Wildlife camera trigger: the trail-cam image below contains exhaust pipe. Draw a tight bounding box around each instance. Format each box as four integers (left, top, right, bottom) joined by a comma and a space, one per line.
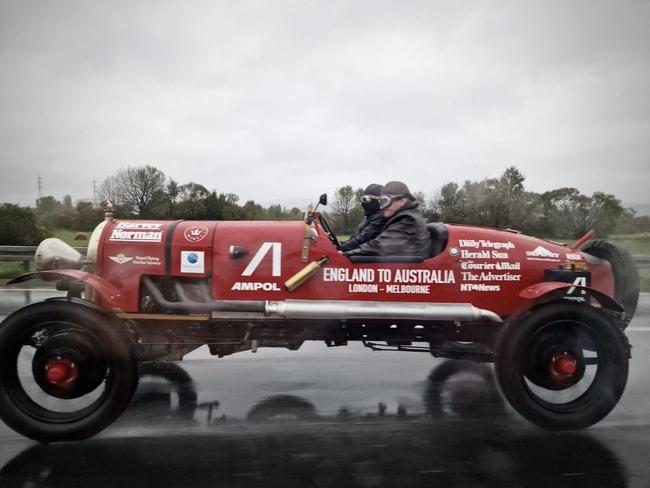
142, 277, 502, 323
264, 300, 502, 323
142, 276, 266, 314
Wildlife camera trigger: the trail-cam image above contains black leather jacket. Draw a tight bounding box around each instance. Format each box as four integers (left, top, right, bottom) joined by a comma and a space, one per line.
343, 201, 431, 257
339, 212, 387, 252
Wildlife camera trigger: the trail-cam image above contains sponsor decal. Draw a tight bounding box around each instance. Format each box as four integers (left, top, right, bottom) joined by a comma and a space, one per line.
115, 222, 163, 230
242, 242, 282, 277
348, 284, 379, 293
458, 240, 516, 250
318, 267, 454, 295
461, 271, 521, 282
181, 251, 205, 273
108, 254, 161, 266
393, 269, 455, 284
323, 268, 376, 282
108, 228, 162, 242
525, 246, 560, 262
385, 284, 430, 294
456, 239, 521, 290
564, 277, 588, 302
133, 255, 161, 266
231, 282, 281, 291
456, 241, 514, 259
566, 253, 583, 261
184, 225, 209, 243
566, 276, 588, 295
460, 261, 520, 271
109, 229, 163, 242
322, 268, 455, 285
449, 246, 459, 256
109, 222, 163, 243
460, 249, 510, 259
460, 283, 501, 292
109, 254, 134, 265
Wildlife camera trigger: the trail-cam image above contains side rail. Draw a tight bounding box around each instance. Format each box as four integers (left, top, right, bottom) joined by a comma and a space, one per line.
634, 255, 650, 268
0, 245, 87, 272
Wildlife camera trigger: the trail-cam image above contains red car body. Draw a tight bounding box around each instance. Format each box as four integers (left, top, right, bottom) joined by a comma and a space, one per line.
0, 210, 639, 441
33, 219, 615, 316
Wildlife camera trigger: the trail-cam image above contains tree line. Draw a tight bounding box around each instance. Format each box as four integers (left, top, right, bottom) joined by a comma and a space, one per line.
1, 164, 648, 246
96, 166, 305, 222
329, 166, 650, 238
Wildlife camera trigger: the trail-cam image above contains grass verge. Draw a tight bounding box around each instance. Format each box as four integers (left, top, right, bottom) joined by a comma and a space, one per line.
0, 262, 27, 279
52, 229, 90, 247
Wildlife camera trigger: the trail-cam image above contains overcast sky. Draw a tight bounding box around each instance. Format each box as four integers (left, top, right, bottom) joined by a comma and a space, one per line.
1, 0, 648, 210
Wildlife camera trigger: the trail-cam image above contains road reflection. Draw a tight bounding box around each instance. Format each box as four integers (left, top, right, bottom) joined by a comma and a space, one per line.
0, 360, 628, 487
0, 289, 66, 318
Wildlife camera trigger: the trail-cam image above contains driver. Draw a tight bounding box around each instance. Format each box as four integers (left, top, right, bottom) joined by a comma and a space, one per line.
343, 181, 431, 258
339, 184, 387, 252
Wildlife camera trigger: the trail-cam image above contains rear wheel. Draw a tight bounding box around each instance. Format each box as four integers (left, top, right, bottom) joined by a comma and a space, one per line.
583, 239, 639, 324
0, 300, 138, 442
495, 302, 628, 430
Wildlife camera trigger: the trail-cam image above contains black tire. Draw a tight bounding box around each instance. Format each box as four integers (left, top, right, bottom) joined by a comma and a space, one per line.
495, 302, 628, 430
0, 300, 138, 442
583, 239, 640, 323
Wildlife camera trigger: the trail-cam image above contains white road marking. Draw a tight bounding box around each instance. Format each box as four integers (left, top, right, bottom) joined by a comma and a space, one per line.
1, 289, 61, 292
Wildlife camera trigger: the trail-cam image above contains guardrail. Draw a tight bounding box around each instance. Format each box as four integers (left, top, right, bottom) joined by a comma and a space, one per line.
0, 246, 87, 272
634, 255, 650, 267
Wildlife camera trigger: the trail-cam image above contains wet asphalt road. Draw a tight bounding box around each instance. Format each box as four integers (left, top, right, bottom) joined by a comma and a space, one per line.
0, 290, 649, 487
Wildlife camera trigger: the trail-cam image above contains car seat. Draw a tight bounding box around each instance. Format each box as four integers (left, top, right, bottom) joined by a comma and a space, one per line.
427, 222, 448, 258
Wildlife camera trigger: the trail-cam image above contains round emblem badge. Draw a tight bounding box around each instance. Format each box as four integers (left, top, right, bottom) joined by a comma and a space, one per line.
184, 226, 208, 243
449, 246, 459, 256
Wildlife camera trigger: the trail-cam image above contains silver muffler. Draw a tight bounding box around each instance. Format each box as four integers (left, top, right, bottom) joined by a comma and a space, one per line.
143, 277, 502, 323
261, 299, 500, 323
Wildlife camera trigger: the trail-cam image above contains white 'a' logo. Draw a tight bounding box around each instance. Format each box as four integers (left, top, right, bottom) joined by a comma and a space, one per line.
241, 242, 282, 277
567, 276, 587, 295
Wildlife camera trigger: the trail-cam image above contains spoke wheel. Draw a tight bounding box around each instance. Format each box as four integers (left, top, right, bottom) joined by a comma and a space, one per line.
495, 302, 628, 430
0, 300, 138, 442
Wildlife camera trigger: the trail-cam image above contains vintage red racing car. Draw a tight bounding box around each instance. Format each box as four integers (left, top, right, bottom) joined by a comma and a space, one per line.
0, 195, 640, 441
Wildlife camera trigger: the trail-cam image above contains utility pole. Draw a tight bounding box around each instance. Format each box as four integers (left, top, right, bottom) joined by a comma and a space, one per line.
37, 175, 42, 200
93, 178, 97, 207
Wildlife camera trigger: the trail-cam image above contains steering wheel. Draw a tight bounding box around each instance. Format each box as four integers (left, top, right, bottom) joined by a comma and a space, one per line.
318, 214, 341, 249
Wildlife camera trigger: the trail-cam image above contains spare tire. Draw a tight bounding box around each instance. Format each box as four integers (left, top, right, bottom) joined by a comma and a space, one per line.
582, 239, 639, 323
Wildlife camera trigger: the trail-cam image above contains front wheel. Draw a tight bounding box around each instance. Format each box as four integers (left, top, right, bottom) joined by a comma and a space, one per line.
0, 300, 138, 442
495, 302, 628, 430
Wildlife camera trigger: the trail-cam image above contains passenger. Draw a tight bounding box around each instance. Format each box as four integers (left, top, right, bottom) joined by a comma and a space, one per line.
339, 184, 387, 252
343, 181, 431, 258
